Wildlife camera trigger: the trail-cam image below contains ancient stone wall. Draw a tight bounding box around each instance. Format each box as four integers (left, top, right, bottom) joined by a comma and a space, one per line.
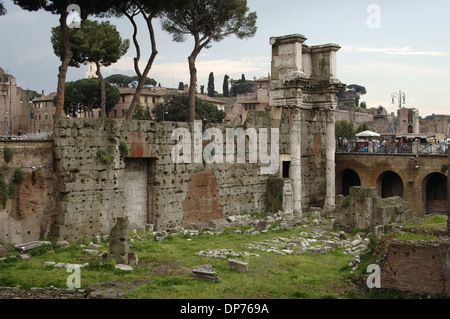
51, 117, 272, 241
0, 141, 55, 244
379, 240, 450, 297
334, 186, 416, 231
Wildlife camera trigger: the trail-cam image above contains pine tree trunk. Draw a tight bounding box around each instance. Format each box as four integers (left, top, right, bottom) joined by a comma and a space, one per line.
54, 11, 72, 119
188, 53, 199, 123
95, 61, 106, 118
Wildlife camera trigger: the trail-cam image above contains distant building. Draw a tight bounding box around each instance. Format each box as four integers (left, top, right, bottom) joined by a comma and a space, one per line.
0, 67, 31, 137
224, 76, 270, 125
85, 62, 98, 79
31, 92, 56, 136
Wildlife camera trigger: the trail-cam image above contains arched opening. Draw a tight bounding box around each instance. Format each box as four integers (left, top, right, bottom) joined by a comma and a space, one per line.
377, 171, 404, 198
422, 172, 448, 213
407, 125, 413, 133
339, 169, 361, 196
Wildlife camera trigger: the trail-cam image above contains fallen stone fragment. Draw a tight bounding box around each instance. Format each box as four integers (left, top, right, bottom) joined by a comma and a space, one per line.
43, 261, 55, 267
57, 241, 70, 248
192, 264, 220, 282
14, 241, 52, 253
226, 259, 249, 273
115, 264, 133, 271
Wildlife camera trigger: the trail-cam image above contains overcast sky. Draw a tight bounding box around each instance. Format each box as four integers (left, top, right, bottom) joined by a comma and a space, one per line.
1, 0, 449, 117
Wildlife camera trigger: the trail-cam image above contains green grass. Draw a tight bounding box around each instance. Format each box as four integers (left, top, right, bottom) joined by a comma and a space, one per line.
2, 214, 446, 299
0, 224, 361, 299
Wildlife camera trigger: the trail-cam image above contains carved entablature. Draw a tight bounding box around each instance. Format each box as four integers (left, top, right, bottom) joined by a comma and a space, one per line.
269, 34, 345, 111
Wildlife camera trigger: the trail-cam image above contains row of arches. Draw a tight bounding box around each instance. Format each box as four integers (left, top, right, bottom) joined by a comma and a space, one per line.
338, 169, 448, 213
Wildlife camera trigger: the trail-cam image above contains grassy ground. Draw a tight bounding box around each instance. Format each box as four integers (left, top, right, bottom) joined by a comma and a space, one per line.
0, 213, 447, 299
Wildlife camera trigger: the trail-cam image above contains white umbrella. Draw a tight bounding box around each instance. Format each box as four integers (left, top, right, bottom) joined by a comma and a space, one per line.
355, 130, 380, 137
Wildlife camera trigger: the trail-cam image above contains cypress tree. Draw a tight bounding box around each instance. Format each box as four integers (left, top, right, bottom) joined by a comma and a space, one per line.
207, 72, 215, 97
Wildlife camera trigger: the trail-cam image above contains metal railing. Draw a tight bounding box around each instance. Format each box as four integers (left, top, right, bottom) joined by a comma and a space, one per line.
336, 141, 448, 155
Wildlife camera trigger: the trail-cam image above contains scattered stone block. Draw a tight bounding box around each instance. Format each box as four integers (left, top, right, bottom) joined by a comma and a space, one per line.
192, 264, 220, 282
55, 263, 66, 268
20, 254, 30, 260
208, 218, 228, 230
0, 244, 11, 256
128, 252, 138, 266
295, 247, 307, 255
83, 249, 99, 255
190, 222, 209, 230
115, 264, 133, 271
57, 241, 70, 248
14, 241, 52, 253
43, 261, 55, 267
227, 259, 248, 273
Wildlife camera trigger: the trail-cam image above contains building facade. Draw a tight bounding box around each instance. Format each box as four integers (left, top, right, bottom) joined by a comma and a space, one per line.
0, 67, 32, 137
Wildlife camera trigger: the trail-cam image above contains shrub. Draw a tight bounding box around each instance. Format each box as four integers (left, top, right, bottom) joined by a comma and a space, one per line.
119, 141, 129, 160
13, 168, 24, 183
3, 147, 13, 163
97, 150, 114, 165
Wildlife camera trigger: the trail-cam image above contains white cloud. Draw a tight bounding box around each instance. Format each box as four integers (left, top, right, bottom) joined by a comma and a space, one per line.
341, 45, 449, 57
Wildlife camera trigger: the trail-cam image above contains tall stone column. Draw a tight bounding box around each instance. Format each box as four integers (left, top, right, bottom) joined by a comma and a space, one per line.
290, 111, 302, 216
324, 110, 336, 211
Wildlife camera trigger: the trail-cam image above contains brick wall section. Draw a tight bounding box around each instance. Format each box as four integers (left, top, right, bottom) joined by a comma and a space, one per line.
379, 240, 450, 297
0, 140, 55, 244
336, 153, 448, 216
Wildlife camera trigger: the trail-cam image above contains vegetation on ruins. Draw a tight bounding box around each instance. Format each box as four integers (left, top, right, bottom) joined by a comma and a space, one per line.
3, 147, 13, 164
119, 141, 130, 160
161, 0, 257, 122
97, 150, 114, 165
13, 168, 24, 184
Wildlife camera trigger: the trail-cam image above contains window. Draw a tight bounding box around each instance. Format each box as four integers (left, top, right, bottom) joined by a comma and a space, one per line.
114, 110, 117, 117
122, 96, 125, 103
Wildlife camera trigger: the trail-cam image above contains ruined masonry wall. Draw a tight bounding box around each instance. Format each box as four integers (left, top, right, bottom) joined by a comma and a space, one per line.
278, 107, 328, 208
0, 141, 55, 244
52, 117, 271, 241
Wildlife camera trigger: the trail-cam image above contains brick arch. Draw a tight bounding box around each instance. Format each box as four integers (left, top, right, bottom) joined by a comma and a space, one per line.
422, 172, 448, 214
377, 171, 404, 198
336, 168, 361, 196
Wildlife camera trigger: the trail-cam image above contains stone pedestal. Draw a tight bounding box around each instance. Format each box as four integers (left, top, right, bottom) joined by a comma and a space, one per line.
108, 217, 129, 265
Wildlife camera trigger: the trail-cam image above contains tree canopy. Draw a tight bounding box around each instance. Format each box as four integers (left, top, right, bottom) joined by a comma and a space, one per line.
152, 93, 225, 124
13, 0, 116, 119
0, 1, 6, 15
337, 83, 367, 107
105, 74, 157, 87
63, 78, 120, 115
51, 19, 129, 117
161, 0, 257, 122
